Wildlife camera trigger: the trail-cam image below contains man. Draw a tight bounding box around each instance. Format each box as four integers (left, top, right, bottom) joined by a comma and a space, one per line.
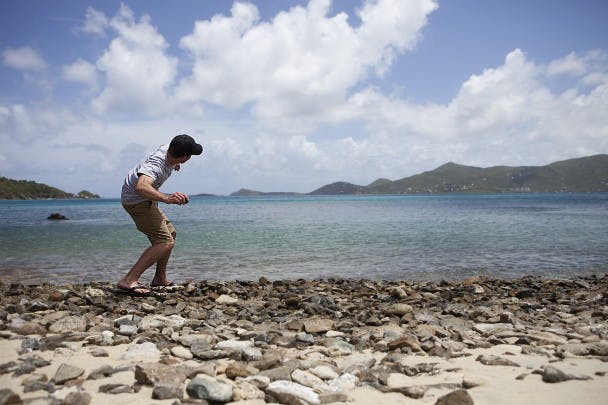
117, 134, 203, 296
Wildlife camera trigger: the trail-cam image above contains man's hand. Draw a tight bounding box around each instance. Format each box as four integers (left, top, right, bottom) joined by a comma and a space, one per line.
166, 192, 189, 205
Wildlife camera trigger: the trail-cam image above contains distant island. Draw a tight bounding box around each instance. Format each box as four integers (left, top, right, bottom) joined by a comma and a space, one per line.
0, 177, 100, 200
231, 154, 608, 196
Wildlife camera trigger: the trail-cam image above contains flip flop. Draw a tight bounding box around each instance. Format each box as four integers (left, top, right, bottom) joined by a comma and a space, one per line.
115, 284, 151, 297
150, 281, 175, 288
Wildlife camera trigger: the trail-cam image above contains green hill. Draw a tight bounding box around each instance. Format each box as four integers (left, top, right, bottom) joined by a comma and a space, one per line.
309, 154, 608, 195
0, 177, 100, 200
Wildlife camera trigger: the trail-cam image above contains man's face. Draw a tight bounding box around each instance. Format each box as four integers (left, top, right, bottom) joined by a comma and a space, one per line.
177, 155, 191, 164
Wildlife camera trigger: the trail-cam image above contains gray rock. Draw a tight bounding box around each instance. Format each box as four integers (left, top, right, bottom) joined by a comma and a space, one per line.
63, 391, 92, 405
121, 342, 161, 361
260, 366, 293, 382
0, 388, 21, 405
87, 365, 114, 380
541, 366, 592, 383
186, 374, 233, 402
135, 363, 187, 386
435, 389, 474, 405
266, 380, 321, 405
303, 318, 335, 333
49, 316, 86, 333
152, 384, 184, 400
98, 384, 132, 394
53, 363, 85, 384
476, 355, 519, 367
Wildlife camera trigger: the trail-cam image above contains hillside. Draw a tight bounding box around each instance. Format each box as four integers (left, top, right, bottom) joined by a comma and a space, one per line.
230, 188, 302, 197
309, 154, 608, 195
0, 177, 100, 200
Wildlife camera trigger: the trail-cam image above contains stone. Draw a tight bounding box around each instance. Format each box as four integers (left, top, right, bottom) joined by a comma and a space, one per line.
473, 323, 513, 336
140, 314, 187, 330
186, 374, 233, 402
216, 294, 239, 304
387, 336, 422, 352
14, 322, 47, 336
98, 384, 132, 394
121, 342, 161, 361
541, 366, 592, 383
303, 318, 335, 333
53, 363, 85, 384
87, 365, 114, 380
266, 380, 321, 405
171, 345, 193, 359
291, 369, 327, 389
476, 355, 520, 367
152, 384, 184, 400
310, 365, 339, 380
526, 331, 568, 346
0, 389, 21, 405
435, 389, 474, 405
232, 381, 266, 401
135, 363, 187, 386
216, 339, 254, 350
118, 324, 138, 336
63, 392, 92, 405
49, 316, 86, 333
386, 303, 413, 316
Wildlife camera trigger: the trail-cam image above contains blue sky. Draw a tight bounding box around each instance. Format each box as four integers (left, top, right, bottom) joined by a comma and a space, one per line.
1, 0, 607, 197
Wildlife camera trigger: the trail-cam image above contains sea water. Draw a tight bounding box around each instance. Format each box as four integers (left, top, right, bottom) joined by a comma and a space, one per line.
0, 194, 606, 284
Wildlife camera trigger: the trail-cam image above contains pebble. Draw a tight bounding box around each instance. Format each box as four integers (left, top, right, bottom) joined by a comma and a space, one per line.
0, 276, 606, 403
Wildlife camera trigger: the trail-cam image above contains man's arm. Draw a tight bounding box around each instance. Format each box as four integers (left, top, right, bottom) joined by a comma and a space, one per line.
136, 175, 189, 205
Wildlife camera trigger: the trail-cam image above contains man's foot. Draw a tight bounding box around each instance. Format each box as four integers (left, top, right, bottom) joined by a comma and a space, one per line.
150, 280, 175, 288
116, 283, 150, 297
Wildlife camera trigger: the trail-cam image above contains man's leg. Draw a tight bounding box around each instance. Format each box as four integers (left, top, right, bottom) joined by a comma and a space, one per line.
151, 230, 176, 287
118, 242, 174, 291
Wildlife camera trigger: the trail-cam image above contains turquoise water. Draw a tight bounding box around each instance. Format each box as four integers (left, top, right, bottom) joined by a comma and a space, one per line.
0, 194, 607, 284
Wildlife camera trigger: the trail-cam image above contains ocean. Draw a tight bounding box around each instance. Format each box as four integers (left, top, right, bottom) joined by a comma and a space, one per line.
0, 194, 607, 284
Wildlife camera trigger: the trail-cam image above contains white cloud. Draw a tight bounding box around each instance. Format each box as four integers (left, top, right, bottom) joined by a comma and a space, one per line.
81, 7, 109, 36
92, 4, 177, 115
62, 58, 99, 89
1, 46, 47, 71
547, 52, 586, 76
0, 103, 74, 143
176, 0, 438, 130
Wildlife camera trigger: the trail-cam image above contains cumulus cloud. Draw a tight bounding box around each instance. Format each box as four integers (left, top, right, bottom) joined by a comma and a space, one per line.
2, 46, 47, 71
62, 58, 99, 89
176, 0, 438, 129
92, 4, 177, 115
0, 103, 74, 143
80, 7, 109, 36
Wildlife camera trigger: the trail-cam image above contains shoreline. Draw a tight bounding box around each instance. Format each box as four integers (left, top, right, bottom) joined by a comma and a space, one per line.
1, 275, 607, 404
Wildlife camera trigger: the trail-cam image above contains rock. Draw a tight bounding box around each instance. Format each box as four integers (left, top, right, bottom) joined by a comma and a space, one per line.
310, 365, 339, 380
14, 322, 47, 336
541, 366, 592, 383
53, 363, 85, 384
266, 380, 321, 405
140, 314, 187, 330
98, 384, 132, 394
49, 316, 86, 333
387, 336, 422, 352
216, 339, 254, 351
171, 346, 193, 360
473, 323, 513, 336
476, 355, 520, 367
386, 303, 413, 316
216, 294, 239, 304
0, 389, 21, 405
389, 286, 408, 299
118, 324, 138, 336
303, 318, 335, 333
232, 381, 266, 401
48, 213, 68, 220
152, 384, 184, 400
63, 391, 92, 405
435, 389, 474, 405
87, 365, 114, 380
291, 369, 327, 389
122, 342, 161, 361
526, 331, 568, 346
186, 374, 233, 402
135, 363, 187, 386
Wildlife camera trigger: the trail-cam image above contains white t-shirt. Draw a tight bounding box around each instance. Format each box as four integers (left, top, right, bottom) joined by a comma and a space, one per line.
121, 145, 175, 205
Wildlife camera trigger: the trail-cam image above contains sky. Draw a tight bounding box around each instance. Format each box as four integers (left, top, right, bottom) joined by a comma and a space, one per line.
1, 0, 607, 197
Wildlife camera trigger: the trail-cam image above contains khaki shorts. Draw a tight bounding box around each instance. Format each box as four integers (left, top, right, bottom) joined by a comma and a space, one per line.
123, 201, 176, 245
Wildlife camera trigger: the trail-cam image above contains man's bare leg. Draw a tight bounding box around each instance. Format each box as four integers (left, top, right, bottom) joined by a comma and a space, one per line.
151, 231, 176, 287
118, 242, 174, 292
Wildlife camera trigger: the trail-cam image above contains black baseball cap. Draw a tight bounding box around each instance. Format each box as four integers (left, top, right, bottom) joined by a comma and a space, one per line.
169, 134, 203, 157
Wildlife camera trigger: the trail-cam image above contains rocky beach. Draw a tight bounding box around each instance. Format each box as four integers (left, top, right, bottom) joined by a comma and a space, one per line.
1, 275, 607, 404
